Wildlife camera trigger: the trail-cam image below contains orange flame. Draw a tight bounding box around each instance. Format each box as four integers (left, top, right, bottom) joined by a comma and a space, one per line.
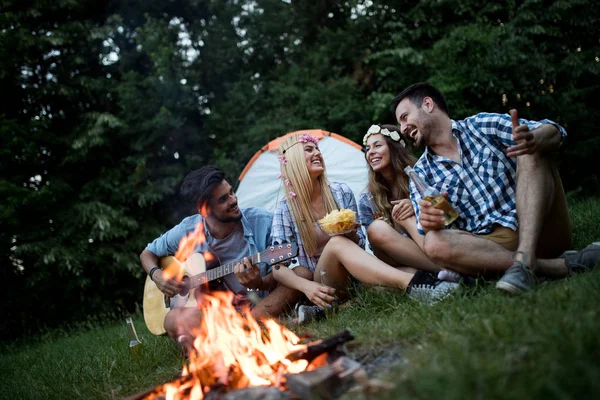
200, 203, 209, 218
146, 219, 310, 399
162, 221, 206, 281
152, 292, 308, 399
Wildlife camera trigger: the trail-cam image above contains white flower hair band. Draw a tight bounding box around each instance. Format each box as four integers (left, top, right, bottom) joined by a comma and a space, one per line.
363, 125, 405, 147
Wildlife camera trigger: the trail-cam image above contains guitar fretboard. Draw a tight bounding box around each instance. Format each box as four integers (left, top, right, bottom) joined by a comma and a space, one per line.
188, 253, 261, 289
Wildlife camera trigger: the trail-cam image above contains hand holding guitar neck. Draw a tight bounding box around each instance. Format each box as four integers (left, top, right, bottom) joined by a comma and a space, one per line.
234, 257, 263, 290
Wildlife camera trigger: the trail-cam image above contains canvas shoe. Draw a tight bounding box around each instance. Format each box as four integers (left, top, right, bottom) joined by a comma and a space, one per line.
496, 253, 537, 295
560, 242, 600, 276
407, 270, 459, 304
295, 304, 325, 325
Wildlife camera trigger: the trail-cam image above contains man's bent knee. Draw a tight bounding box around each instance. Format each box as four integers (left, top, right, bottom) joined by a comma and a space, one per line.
164, 308, 202, 339
423, 230, 453, 264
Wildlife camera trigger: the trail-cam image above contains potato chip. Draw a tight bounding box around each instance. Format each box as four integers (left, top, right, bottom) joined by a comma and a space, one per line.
318, 208, 357, 235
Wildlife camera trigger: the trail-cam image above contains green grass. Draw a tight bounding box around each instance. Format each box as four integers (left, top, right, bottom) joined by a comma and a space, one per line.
0, 320, 182, 399
2, 196, 599, 400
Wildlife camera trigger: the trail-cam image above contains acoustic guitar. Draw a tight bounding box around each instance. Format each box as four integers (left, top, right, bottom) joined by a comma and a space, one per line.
143, 241, 299, 335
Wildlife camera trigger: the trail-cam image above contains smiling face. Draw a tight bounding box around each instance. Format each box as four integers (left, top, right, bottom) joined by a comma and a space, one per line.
365, 134, 391, 173
394, 97, 435, 148
208, 180, 242, 223
303, 142, 325, 178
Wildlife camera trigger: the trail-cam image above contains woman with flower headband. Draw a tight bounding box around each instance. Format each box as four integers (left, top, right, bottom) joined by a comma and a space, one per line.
360, 124, 457, 279
271, 133, 459, 320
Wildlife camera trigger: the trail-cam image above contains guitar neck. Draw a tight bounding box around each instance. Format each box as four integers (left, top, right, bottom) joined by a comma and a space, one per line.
188, 253, 261, 289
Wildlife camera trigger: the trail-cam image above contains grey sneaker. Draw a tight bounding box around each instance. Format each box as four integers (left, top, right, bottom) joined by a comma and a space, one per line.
407, 271, 459, 304
496, 261, 537, 295
560, 242, 600, 275
295, 304, 325, 325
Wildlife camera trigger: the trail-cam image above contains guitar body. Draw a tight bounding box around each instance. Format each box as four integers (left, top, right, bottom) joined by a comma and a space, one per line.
142, 241, 299, 335
143, 253, 206, 336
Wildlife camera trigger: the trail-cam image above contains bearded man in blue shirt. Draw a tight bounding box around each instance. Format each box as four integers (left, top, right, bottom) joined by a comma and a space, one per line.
391, 82, 599, 294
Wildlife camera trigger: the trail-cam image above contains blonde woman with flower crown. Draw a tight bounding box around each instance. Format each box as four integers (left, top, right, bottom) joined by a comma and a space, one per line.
359, 124, 458, 279
270, 133, 459, 319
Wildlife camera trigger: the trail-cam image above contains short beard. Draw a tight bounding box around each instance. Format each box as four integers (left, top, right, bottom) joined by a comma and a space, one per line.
416, 109, 435, 147
212, 211, 243, 223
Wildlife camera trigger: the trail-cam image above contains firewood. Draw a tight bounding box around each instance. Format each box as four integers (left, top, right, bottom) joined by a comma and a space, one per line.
285, 366, 339, 400
205, 386, 287, 400
286, 329, 354, 363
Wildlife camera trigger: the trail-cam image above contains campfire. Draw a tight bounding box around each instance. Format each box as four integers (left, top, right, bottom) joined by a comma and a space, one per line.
134, 289, 359, 400
135, 220, 367, 400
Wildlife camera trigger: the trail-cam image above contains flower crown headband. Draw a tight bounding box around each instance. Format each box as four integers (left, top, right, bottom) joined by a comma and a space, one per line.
277, 133, 319, 165
363, 125, 406, 147
276, 133, 320, 198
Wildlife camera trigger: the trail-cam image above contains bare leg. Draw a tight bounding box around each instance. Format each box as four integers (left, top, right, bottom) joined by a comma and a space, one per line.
423, 229, 570, 278
368, 218, 440, 273
164, 307, 202, 339
423, 229, 513, 276
513, 153, 556, 270
536, 258, 568, 278
252, 266, 313, 319
371, 245, 416, 273
396, 216, 426, 249
313, 235, 414, 299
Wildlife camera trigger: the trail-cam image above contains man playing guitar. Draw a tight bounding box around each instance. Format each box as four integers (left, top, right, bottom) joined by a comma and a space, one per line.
139, 165, 312, 343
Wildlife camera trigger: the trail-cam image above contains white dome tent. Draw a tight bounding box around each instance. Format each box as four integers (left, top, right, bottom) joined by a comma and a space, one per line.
235, 129, 369, 213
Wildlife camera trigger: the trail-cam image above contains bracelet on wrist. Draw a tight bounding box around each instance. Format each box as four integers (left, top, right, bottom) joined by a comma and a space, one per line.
149, 267, 161, 281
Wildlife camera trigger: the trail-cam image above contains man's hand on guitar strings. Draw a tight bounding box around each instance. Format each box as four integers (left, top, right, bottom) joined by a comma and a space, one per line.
154, 272, 185, 297
234, 257, 263, 290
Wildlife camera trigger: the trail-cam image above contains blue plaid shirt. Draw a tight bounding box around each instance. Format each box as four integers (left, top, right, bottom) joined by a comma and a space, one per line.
272, 182, 365, 272
410, 113, 567, 235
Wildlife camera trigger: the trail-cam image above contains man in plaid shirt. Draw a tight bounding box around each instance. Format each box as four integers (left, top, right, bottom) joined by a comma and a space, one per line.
391, 82, 599, 294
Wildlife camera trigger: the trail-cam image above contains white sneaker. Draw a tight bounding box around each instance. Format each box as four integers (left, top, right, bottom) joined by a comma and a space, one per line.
438, 269, 462, 282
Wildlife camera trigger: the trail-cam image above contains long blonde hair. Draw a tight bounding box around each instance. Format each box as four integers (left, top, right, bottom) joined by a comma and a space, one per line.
278, 134, 337, 255
366, 124, 417, 224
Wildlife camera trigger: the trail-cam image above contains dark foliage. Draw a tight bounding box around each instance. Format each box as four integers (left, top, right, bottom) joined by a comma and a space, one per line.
1, 0, 598, 339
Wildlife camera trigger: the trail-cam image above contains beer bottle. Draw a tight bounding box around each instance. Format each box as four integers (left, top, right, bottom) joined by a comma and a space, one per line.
126, 317, 143, 358
404, 166, 459, 225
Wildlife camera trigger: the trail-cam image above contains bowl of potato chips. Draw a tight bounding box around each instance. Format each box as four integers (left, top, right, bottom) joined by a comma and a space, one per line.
318, 208, 357, 236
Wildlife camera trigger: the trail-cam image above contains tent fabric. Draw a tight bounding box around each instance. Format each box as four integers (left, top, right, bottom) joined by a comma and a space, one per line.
235, 129, 370, 213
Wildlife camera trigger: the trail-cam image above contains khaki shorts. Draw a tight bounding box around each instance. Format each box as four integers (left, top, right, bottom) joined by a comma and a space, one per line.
475, 166, 572, 258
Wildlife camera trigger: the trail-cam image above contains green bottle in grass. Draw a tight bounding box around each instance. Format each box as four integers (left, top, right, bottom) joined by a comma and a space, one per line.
126, 317, 143, 358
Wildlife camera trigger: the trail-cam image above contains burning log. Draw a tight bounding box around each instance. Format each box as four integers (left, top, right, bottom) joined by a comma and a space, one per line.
204, 387, 288, 400
127, 330, 359, 400
286, 329, 355, 363
285, 356, 365, 400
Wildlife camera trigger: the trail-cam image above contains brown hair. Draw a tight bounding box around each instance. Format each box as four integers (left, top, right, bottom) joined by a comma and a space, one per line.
365, 124, 417, 224
391, 82, 449, 116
